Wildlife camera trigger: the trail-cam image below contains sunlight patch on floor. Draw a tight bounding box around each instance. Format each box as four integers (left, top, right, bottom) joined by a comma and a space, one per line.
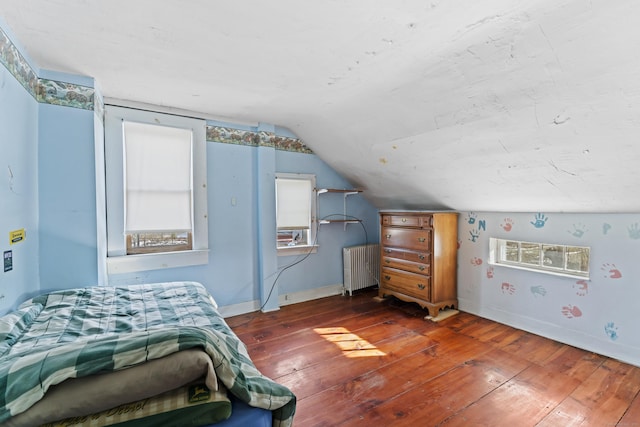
314, 327, 386, 358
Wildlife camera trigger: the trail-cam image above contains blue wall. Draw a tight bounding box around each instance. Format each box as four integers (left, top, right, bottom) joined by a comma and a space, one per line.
38, 103, 98, 292
0, 51, 39, 312
458, 211, 640, 367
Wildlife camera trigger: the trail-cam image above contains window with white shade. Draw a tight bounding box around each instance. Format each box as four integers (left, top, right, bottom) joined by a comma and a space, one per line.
104, 105, 208, 273
123, 122, 193, 254
275, 173, 317, 254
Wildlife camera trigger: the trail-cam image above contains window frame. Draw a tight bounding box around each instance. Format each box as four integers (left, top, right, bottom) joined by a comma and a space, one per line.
103, 105, 209, 274
275, 173, 318, 256
489, 237, 590, 279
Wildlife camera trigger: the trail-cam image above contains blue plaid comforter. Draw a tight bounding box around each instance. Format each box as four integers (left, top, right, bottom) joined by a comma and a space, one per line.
0, 281, 295, 426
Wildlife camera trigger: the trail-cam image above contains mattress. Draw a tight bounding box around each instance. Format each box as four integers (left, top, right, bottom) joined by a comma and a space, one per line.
40, 379, 231, 427
0, 282, 296, 426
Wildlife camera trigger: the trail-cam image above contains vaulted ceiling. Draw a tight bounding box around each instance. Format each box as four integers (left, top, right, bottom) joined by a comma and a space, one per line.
2, 0, 639, 212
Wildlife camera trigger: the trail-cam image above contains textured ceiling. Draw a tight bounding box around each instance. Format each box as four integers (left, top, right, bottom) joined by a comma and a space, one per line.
2, 0, 639, 212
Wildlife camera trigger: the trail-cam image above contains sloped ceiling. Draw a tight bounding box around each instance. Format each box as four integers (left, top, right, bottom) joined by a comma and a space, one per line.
2, 0, 639, 212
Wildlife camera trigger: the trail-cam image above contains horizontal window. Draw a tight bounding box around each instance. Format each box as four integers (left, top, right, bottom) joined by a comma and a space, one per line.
489, 238, 590, 279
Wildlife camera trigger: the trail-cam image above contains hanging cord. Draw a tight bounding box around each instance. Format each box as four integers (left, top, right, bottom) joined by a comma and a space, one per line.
259, 228, 320, 311
259, 213, 368, 311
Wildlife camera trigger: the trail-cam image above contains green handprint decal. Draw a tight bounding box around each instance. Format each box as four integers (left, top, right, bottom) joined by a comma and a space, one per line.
568, 223, 587, 238
530, 285, 547, 297
628, 223, 640, 240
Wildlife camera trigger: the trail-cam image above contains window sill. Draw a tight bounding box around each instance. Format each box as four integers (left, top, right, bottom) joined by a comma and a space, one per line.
488, 260, 590, 280
107, 249, 209, 274
277, 245, 318, 257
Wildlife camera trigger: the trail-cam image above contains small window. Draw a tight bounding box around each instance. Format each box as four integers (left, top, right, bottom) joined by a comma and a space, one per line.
489, 238, 590, 279
275, 173, 317, 254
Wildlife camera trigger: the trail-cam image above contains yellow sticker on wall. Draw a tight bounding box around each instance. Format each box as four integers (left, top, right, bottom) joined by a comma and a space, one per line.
9, 229, 25, 245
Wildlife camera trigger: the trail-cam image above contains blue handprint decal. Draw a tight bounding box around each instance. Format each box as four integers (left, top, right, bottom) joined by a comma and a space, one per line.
604, 322, 618, 341
467, 212, 477, 225
469, 229, 480, 243
530, 213, 548, 228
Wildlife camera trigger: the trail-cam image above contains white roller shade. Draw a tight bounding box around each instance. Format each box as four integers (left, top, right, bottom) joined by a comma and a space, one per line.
276, 178, 311, 230
123, 121, 193, 233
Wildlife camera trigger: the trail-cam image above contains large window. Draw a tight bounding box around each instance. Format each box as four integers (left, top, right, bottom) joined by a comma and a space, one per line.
275, 173, 317, 255
104, 105, 208, 274
489, 238, 590, 279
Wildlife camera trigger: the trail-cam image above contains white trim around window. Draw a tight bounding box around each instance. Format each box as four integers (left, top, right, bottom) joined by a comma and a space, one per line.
275, 173, 318, 256
489, 237, 590, 280
103, 105, 209, 274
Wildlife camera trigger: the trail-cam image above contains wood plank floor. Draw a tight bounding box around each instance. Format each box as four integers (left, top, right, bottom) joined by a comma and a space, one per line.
226, 289, 640, 426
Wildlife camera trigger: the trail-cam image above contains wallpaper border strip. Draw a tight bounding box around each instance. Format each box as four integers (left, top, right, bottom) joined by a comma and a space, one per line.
0, 27, 95, 111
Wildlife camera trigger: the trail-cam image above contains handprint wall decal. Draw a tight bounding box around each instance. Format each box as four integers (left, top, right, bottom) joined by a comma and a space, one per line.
501, 218, 514, 232
604, 322, 619, 341
530, 213, 548, 228
530, 285, 547, 297
501, 282, 515, 294
573, 280, 588, 296
561, 304, 582, 318
601, 263, 622, 279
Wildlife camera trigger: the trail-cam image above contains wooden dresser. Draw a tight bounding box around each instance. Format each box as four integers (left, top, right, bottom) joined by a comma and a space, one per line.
379, 211, 458, 318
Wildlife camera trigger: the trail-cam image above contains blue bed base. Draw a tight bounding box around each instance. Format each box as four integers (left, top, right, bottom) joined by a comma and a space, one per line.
205, 394, 272, 427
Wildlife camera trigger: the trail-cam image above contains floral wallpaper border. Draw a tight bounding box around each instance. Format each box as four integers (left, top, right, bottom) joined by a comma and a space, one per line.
0, 26, 37, 97
1, 27, 95, 111
205, 126, 313, 154
1, 26, 312, 153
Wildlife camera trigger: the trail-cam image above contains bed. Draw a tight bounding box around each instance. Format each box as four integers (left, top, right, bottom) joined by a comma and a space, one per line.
0, 281, 296, 426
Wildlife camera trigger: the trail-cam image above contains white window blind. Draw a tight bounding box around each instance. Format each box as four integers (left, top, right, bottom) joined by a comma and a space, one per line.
123, 121, 193, 233
276, 177, 312, 230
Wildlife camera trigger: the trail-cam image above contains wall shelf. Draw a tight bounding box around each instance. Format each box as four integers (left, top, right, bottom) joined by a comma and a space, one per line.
316, 188, 363, 229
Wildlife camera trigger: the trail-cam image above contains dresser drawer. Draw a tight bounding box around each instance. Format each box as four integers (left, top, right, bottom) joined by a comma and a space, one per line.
382, 227, 432, 251
381, 214, 432, 228
381, 247, 430, 264
381, 256, 431, 275
381, 267, 431, 301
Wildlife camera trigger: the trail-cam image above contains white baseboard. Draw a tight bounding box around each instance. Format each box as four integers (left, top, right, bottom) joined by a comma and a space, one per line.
279, 283, 343, 307
218, 284, 344, 318
218, 300, 262, 318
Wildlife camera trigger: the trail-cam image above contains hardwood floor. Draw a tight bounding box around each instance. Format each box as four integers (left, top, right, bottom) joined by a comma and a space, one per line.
226, 288, 640, 426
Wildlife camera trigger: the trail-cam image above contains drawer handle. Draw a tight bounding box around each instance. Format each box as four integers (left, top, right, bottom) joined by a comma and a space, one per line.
417, 284, 425, 290
384, 275, 391, 280
401, 218, 407, 222
385, 234, 391, 239
385, 259, 391, 264
384, 249, 391, 253
419, 255, 425, 260
418, 237, 426, 242
419, 266, 425, 271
